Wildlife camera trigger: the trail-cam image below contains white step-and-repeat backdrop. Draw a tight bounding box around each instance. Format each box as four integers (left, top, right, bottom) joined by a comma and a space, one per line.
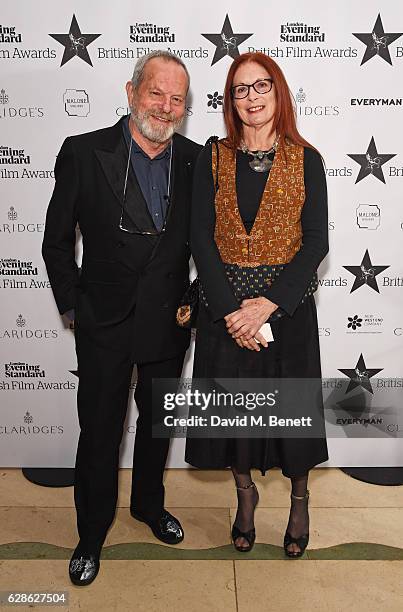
1, 0, 402, 467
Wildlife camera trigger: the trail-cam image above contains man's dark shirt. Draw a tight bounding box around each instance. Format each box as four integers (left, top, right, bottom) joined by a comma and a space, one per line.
122, 116, 171, 232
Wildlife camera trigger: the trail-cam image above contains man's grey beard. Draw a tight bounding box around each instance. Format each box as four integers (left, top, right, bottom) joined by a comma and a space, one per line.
130, 105, 184, 144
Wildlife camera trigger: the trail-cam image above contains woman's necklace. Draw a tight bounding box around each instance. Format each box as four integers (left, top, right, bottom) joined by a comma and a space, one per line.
240, 135, 280, 172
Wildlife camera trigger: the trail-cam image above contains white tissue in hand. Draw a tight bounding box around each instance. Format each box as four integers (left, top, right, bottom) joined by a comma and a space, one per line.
255, 323, 274, 343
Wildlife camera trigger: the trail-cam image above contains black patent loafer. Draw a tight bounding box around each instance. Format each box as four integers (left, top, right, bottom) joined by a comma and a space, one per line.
131, 509, 184, 545
69, 549, 100, 586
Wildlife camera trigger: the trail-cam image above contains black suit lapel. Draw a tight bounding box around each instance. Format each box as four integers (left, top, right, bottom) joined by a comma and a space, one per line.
95, 132, 128, 210
95, 127, 156, 240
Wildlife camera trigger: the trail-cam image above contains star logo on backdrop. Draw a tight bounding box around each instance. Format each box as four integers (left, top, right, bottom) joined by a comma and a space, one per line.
338, 354, 383, 394
202, 15, 253, 66
353, 14, 403, 66
49, 15, 101, 67
347, 137, 396, 184
343, 249, 389, 294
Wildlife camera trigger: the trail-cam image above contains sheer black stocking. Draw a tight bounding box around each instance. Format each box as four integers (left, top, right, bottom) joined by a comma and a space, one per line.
231, 466, 259, 550
285, 472, 309, 555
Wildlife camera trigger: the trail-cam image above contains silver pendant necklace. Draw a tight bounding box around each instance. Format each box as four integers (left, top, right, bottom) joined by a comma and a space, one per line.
240, 135, 280, 172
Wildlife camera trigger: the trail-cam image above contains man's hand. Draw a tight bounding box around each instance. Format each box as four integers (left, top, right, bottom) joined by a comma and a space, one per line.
224, 297, 278, 344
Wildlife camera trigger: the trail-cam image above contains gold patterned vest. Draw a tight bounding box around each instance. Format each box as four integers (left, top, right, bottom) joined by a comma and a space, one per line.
212, 136, 305, 267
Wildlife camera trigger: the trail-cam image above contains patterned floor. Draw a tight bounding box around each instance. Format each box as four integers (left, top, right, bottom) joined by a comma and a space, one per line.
0, 467, 402, 611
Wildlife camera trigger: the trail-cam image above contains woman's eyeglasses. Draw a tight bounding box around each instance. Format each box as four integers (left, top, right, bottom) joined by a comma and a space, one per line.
231, 78, 273, 100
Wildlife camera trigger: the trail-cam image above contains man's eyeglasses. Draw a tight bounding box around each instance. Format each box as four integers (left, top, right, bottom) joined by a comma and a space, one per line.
119, 205, 169, 235
231, 78, 273, 100
119, 138, 172, 235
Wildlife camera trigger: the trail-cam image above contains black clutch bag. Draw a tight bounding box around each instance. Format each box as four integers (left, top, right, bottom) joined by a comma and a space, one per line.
176, 277, 200, 329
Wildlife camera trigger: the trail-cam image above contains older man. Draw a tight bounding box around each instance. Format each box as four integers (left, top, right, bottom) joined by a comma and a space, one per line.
42, 51, 201, 585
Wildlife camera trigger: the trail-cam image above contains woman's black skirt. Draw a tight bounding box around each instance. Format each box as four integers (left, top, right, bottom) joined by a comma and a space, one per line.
184, 295, 329, 477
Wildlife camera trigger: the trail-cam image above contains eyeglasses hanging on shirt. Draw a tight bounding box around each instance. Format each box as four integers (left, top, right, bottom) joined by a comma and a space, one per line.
119, 137, 173, 235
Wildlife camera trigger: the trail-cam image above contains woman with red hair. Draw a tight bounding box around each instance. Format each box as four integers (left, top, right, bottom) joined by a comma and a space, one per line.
185, 53, 329, 557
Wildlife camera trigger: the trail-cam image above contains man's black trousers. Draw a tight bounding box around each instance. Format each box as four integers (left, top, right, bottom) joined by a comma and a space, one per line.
73, 327, 185, 551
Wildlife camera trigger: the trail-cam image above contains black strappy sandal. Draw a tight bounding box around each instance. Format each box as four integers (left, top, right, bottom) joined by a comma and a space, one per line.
283, 490, 310, 558
231, 481, 258, 553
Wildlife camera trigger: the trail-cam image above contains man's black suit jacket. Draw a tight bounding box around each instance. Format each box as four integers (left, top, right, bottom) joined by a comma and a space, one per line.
42, 116, 202, 363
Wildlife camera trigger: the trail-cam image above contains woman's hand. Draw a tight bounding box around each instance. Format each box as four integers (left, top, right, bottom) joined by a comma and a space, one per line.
224, 297, 278, 341
234, 329, 268, 351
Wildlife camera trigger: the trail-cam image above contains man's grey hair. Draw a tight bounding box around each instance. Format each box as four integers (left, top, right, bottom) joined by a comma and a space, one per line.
131, 50, 190, 91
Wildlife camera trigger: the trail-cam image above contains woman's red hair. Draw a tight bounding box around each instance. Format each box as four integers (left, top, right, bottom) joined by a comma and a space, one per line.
223, 52, 315, 153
